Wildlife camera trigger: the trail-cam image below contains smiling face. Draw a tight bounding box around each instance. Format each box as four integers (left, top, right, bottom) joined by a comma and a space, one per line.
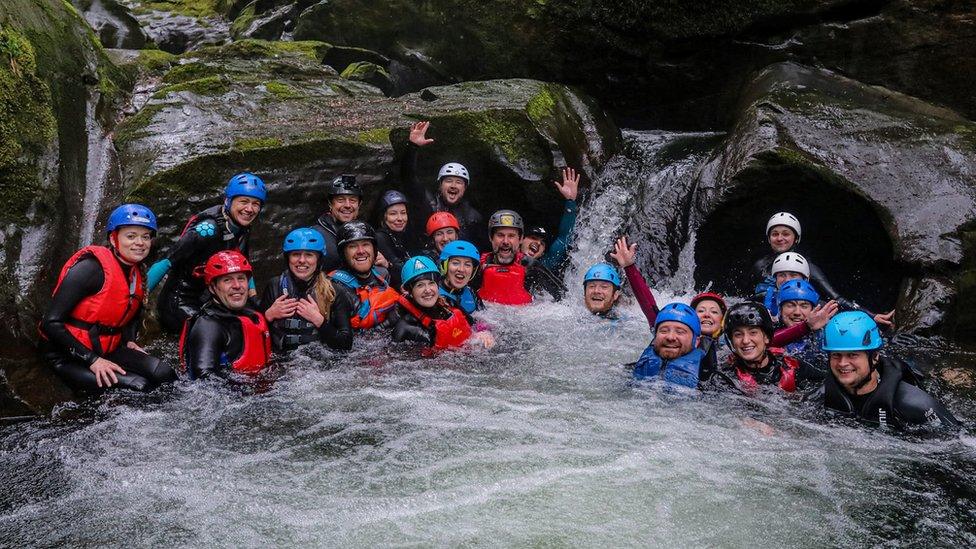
439, 176, 467, 205
694, 300, 724, 335
288, 250, 319, 282
490, 227, 521, 265
779, 300, 814, 327
730, 326, 769, 365
583, 280, 619, 314
343, 240, 375, 275
111, 226, 153, 264
211, 272, 250, 310
410, 278, 440, 308
444, 257, 476, 290
520, 236, 546, 259
829, 351, 876, 393
432, 227, 459, 253
329, 195, 360, 223
384, 204, 408, 233
768, 226, 796, 253
653, 321, 695, 360
775, 271, 805, 288
228, 196, 262, 227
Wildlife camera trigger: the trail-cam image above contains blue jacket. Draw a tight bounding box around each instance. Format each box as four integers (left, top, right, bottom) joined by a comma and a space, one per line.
633, 347, 704, 389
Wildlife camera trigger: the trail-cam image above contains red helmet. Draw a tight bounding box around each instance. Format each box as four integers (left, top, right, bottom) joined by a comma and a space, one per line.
196, 250, 253, 284
691, 291, 727, 313
426, 212, 460, 236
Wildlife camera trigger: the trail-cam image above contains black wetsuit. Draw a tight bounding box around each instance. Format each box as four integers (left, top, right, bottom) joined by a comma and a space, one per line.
157, 205, 251, 333
374, 226, 415, 289
392, 301, 474, 346
311, 214, 345, 274
402, 143, 488, 251
714, 351, 824, 393
823, 357, 960, 429
259, 271, 354, 352
751, 251, 871, 315
182, 300, 265, 379
40, 256, 175, 393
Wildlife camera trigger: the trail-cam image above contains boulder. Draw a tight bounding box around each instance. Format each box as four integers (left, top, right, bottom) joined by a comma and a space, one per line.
72, 0, 149, 49
120, 0, 231, 53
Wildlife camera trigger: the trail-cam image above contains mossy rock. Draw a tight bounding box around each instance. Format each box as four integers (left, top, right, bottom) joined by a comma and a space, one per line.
340, 61, 391, 94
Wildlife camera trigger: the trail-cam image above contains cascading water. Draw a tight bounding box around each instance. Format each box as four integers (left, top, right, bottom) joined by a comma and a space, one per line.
79, 95, 114, 247
2, 132, 976, 546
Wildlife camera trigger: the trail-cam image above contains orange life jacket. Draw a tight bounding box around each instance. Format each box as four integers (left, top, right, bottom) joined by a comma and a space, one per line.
50, 246, 144, 355
329, 268, 400, 330
178, 310, 271, 375
478, 252, 532, 305
396, 295, 472, 349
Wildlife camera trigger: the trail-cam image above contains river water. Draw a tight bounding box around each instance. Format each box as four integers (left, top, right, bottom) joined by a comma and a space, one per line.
3, 132, 976, 547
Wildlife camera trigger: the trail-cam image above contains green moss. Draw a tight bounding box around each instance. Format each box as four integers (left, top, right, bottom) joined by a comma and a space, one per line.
152, 75, 229, 98
526, 84, 556, 123
136, 49, 178, 72
114, 103, 164, 148
161, 61, 220, 84
229, 2, 257, 38
340, 61, 388, 80
356, 127, 391, 145
195, 39, 330, 62
233, 136, 282, 150
264, 80, 301, 99
136, 0, 232, 18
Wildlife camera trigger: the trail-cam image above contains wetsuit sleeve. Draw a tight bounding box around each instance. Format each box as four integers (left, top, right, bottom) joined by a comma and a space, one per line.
322, 288, 354, 351
525, 259, 566, 301
40, 257, 105, 365
146, 258, 171, 291
402, 144, 434, 224
808, 261, 875, 316
624, 264, 658, 328
392, 312, 434, 345
771, 322, 810, 347
259, 279, 278, 313
795, 357, 826, 385
698, 340, 718, 384
162, 224, 207, 269
541, 200, 578, 271
184, 316, 227, 379
893, 383, 962, 429
122, 308, 142, 344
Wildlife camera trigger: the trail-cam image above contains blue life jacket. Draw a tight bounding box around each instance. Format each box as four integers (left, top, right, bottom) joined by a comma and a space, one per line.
633, 347, 704, 389
439, 285, 479, 315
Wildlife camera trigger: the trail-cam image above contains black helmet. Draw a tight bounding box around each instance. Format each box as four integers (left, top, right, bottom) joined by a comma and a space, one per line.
327, 175, 363, 198
723, 302, 774, 338
488, 209, 524, 235
379, 189, 408, 211
337, 221, 376, 248
525, 226, 549, 242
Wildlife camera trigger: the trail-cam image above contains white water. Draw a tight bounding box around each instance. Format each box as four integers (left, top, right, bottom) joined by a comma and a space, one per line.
79, 95, 114, 247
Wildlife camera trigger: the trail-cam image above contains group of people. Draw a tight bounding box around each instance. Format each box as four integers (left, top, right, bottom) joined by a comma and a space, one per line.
39, 121, 961, 433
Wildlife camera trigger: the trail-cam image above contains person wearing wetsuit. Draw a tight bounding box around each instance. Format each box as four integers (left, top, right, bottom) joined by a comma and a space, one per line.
373, 190, 419, 289
312, 174, 371, 274
477, 209, 565, 305
633, 303, 714, 389
328, 221, 402, 332
820, 311, 960, 430
604, 235, 659, 326
691, 292, 728, 381
424, 212, 461, 262
520, 167, 581, 272
752, 212, 894, 326
148, 172, 267, 333
717, 302, 824, 395
260, 228, 354, 352
774, 279, 840, 374
180, 251, 271, 379
402, 121, 488, 250
41, 204, 176, 393
438, 240, 483, 315
392, 256, 494, 349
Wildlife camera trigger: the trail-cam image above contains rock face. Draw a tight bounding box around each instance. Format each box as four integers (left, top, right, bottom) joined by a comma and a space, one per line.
72, 0, 148, 49
115, 39, 621, 285
119, 0, 231, 53
691, 63, 976, 333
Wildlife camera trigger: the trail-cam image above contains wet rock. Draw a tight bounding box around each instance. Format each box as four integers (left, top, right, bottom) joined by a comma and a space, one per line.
72, 0, 148, 49
691, 62, 976, 335
115, 39, 620, 285
120, 0, 231, 53
230, 0, 302, 41
340, 61, 392, 95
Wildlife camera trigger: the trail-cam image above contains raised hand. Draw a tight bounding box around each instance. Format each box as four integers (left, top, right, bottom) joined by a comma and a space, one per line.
409, 121, 434, 147
553, 166, 580, 201
805, 300, 840, 331
609, 235, 637, 268
874, 309, 896, 329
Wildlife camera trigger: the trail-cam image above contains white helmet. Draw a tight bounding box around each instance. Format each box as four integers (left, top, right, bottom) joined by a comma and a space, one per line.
771, 252, 810, 278
766, 212, 801, 243
437, 162, 469, 184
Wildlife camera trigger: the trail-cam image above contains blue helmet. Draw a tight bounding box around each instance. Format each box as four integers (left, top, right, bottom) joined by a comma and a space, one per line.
401, 255, 441, 289
282, 227, 325, 255
224, 172, 267, 207
106, 204, 157, 234
583, 263, 621, 288
821, 311, 883, 352
439, 240, 480, 273
654, 302, 701, 340
778, 279, 820, 305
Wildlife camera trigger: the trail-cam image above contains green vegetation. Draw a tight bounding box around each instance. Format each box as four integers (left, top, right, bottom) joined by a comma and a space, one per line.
152, 75, 229, 98
264, 80, 301, 99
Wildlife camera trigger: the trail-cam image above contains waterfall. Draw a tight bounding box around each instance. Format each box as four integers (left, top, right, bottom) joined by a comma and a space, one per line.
79, 94, 114, 247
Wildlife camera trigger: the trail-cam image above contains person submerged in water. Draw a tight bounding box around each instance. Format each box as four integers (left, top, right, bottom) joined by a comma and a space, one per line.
148, 172, 267, 333
633, 303, 715, 389
392, 256, 495, 349
477, 209, 565, 305
180, 251, 271, 380
260, 228, 354, 353
520, 167, 582, 272
328, 221, 402, 332
437, 240, 484, 315
41, 204, 176, 393
819, 311, 960, 430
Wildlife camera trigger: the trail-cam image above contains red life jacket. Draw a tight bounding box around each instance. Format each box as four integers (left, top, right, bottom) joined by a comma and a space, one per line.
178, 311, 271, 374
396, 295, 472, 349
478, 252, 532, 305
329, 269, 400, 330
734, 348, 799, 393
50, 246, 144, 355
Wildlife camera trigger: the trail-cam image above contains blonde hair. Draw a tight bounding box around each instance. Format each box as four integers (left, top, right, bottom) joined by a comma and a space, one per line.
312, 271, 336, 322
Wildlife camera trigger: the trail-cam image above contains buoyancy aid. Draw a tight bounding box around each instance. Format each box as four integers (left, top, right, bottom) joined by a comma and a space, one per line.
396, 295, 472, 349
633, 347, 704, 389
440, 285, 479, 314
823, 357, 904, 428
478, 252, 532, 305
271, 272, 319, 351
51, 246, 144, 355
178, 309, 271, 375
734, 348, 798, 393
329, 268, 400, 330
